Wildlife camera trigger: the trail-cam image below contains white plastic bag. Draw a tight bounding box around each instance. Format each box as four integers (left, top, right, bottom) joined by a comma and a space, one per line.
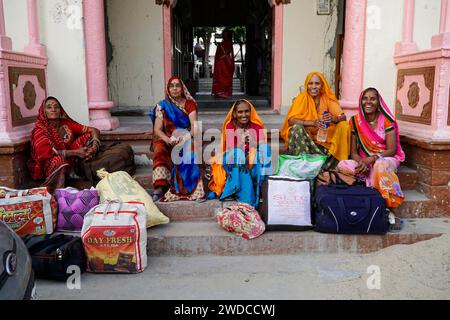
81, 200, 147, 273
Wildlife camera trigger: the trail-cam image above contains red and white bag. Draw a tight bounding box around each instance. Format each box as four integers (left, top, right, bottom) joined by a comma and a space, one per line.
0, 187, 57, 236
81, 200, 148, 273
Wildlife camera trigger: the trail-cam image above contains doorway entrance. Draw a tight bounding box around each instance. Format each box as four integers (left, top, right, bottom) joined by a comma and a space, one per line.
170, 0, 274, 110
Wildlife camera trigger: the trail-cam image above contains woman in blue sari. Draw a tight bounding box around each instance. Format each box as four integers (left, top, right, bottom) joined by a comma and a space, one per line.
208, 99, 272, 208
150, 76, 205, 202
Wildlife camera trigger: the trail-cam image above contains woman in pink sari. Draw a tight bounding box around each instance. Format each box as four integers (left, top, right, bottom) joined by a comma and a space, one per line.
337, 88, 405, 209
212, 30, 235, 99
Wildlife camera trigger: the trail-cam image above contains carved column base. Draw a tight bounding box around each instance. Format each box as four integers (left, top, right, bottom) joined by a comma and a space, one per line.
431, 33, 450, 49
0, 36, 12, 50
395, 41, 418, 55
24, 43, 47, 57
88, 101, 120, 131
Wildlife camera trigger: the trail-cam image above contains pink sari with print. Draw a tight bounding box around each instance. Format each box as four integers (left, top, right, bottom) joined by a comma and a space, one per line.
338, 89, 405, 208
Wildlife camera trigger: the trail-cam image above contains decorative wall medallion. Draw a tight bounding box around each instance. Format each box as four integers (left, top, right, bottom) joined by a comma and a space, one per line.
396, 67, 434, 125
407, 82, 420, 109
23, 81, 37, 110
8, 67, 46, 127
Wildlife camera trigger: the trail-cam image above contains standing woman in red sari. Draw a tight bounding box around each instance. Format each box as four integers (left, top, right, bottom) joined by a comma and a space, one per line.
28, 96, 101, 192
212, 30, 235, 99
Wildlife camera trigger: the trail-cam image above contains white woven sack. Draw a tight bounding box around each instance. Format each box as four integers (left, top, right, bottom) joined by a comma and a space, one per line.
81, 200, 148, 273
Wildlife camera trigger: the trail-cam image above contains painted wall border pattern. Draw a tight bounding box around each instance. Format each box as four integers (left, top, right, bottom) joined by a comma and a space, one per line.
396, 66, 435, 125
8, 66, 46, 127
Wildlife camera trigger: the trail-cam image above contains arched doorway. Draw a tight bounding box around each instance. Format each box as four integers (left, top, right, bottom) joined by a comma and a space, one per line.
164, 0, 282, 111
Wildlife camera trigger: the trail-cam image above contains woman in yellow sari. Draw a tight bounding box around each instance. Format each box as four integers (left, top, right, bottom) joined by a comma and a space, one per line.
280, 72, 351, 170
207, 99, 271, 208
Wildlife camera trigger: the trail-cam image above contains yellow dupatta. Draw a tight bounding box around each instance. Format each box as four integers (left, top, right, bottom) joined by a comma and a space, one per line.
280, 71, 350, 161
208, 99, 265, 196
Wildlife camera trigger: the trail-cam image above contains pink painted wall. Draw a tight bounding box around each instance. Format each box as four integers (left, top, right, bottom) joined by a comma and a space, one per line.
340, 0, 367, 116
271, 3, 283, 112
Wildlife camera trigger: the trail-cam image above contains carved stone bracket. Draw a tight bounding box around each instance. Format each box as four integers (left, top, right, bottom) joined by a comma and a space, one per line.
396, 67, 435, 125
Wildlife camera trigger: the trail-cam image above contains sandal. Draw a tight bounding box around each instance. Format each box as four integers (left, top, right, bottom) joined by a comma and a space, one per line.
388, 217, 403, 233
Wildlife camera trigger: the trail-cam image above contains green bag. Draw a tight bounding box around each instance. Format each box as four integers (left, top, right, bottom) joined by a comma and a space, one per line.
275, 154, 327, 179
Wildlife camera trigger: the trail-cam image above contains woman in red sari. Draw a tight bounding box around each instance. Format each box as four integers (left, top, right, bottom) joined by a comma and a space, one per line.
212, 30, 235, 99
28, 96, 101, 192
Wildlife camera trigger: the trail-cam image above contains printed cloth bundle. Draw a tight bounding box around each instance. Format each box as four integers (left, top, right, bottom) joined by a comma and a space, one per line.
216, 202, 265, 240
0, 187, 57, 236
81, 200, 148, 273
55, 187, 99, 232
275, 154, 327, 180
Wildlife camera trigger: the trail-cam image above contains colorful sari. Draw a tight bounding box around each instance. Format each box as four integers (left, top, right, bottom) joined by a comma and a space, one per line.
208, 100, 272, 208
280, 72, 351, 170
150, 76, 204, 201
28, 97, 91, 186
338, 89, 405, 208
211, 37, 235, 99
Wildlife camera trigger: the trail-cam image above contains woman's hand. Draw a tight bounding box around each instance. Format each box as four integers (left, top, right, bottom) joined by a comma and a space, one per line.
167, 136, 180, 146
71, 147, 90, 159
355, 160, 368, 175
355, 156, 377, 174
321, 112, 333, 124
315, 120, 327, 129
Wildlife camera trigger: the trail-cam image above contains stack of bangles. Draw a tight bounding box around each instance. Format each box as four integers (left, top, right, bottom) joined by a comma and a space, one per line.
93, 138, 101, 150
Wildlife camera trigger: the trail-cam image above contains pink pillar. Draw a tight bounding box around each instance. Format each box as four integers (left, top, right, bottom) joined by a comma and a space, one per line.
432, 0, 450, 48
163, 3, 172, 85
83, 0, 119, 131
271, 2, 283, 112
24, 0, 46, 56
340, 0, 367, 113
395, 0, 418, 55
0, 0, 12, 50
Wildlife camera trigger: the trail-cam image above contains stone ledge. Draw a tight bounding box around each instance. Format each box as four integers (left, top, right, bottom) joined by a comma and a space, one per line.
401, 136, 450, 151
146, 219, 448, 256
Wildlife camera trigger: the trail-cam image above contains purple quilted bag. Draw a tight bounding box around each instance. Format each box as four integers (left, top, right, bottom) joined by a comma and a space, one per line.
55, 187, 99, 232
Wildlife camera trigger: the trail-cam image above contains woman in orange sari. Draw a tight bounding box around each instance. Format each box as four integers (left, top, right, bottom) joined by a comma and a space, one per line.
281, 72, 351, 170
212, 30, 235, 99
337, 88, 405, 208
207, 99, 271, 208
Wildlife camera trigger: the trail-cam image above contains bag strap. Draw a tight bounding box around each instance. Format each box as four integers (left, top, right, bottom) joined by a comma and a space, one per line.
102, 199, 122, 220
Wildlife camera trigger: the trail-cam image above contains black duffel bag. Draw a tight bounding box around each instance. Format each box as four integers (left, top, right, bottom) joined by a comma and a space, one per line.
23, 234, 86, 281
314, 185, 389, 235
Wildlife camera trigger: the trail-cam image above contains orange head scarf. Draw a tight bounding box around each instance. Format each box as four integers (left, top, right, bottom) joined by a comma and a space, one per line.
220, 99, 264, 152
280, 72, 340, 144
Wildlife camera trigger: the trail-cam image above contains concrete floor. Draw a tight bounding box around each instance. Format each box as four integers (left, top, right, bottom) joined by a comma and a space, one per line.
36, 232, 450, 301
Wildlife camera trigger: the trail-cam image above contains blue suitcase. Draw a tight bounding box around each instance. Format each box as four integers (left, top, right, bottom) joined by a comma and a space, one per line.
314, 185, 389, 235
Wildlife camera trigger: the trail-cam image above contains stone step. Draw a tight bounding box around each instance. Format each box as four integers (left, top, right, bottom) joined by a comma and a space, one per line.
67, 166, 153, 190
146, 218, 448, 256
155, 199, 222, 222
397, 166, 418, 190
393, 190, 450, 218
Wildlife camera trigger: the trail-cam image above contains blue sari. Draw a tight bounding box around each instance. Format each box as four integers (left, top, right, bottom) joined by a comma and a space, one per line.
150, 99, 201, 194
209, 144, 272, 208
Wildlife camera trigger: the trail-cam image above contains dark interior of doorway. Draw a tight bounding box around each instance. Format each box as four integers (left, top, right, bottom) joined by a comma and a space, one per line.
172, 0, 273, 109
